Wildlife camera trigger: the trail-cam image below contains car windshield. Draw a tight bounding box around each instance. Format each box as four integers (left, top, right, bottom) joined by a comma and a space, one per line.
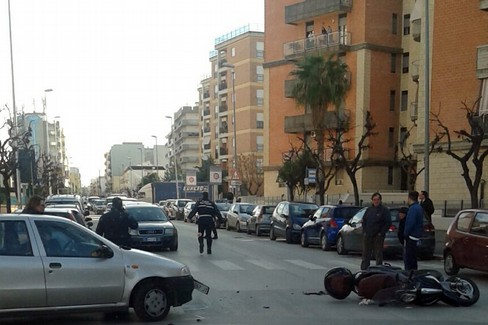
291, 203, 318, 218
126, 207, 169, 222
216, 203, 231, 211
239, 204, 256, 214
334, 207, 362, 220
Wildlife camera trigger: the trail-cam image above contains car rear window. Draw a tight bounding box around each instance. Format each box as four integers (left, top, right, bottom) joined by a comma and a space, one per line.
470, 212, 488, 236
263, 206, 275, 214
333, 207, 362, 220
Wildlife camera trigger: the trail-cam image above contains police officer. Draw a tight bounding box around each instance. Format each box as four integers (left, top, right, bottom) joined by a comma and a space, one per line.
96, 197, 138, 247
188, 192, 222, 254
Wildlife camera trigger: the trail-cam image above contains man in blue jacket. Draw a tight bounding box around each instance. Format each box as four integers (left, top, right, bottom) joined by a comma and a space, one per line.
404, 191, 424, 270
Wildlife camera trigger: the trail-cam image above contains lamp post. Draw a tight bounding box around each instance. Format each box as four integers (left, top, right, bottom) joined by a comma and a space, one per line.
151, 135, 158, 179
222, 63, 238, 197
165, 116, 179, 199
128, 157, 132, 196
138, 147, 144, 187
44, 89, 53, 195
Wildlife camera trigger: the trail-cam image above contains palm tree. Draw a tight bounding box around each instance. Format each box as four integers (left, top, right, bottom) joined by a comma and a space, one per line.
290, 54, 349, 204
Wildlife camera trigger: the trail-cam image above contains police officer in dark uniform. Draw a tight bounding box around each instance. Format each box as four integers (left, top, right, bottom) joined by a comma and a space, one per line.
188, 192, 222, 254
96, 197, 138, 247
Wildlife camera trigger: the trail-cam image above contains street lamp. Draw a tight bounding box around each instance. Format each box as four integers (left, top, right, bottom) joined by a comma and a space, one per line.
151, 135, 158, 179
44, 89, 53, 195
222, 62, 238, 197
165, 116, 179, 199
138, 147, 144, 186
128, 157, 132, 196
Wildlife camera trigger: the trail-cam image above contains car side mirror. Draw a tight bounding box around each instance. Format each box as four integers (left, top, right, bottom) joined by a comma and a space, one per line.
86, 221, 94, 228
84, 210, 90, 216
93, 245, 114, 258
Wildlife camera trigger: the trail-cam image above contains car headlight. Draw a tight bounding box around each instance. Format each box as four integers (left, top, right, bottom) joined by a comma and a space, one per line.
129, 229, 139, 235
165, 228, 174, 235
180, 265, 191, 276
292, 224, 302, 230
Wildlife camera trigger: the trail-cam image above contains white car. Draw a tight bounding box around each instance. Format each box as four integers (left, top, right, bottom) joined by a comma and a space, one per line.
226, 203, 257, 232
0, 213, 208, 321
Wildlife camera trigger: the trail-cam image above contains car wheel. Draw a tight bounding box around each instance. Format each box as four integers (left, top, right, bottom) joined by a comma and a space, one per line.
336, 235, 348, 255
269, 226, 276, 240
285, 228, 293, 244
320, 233, 331, 251
444, 251, 460, 276
300, 231, 309, 247
133, 282, 170, 322
169, 239, 178, 251
255, 225, 261, 236
236, 222, 241, 233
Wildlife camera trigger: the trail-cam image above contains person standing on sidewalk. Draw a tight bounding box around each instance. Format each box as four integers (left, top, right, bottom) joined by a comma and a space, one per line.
188, 192, 222, 254
404, 191, 424, 270
419, 190, 435, 222
360, 192, 391, 270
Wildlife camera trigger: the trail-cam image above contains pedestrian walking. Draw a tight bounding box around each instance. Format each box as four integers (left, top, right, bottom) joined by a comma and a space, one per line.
188, 192, 222, 254
404, 191, 424, 271
360, 192, 392, 270
419, 190, 434, 222
397, 206, 408, 245
22, 195, 45, 214
96, 197, 138, 247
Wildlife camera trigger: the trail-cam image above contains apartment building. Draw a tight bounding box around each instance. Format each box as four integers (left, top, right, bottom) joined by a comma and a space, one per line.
198, 24, 265, 196
264, 0, 416, 199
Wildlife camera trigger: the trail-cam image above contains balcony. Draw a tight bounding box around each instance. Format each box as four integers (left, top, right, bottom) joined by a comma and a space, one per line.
203, 126, 211, 134
283, 31, 350, 59
285, 0, 352, 25
220, 125, 229, 134
203, 91, 210, 99
219, 104, 228, 113
477, 45, 488, 79
219, 80, 228, 90
220, 147, 229, 156
284, 110, 349, 133
203, 108, 210, 116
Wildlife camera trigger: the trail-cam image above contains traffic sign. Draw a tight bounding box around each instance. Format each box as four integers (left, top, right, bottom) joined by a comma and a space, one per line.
231, 170, 240, 180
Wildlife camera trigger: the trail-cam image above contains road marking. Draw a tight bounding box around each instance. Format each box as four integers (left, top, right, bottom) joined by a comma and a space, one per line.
284, 259, 324, 270
246, 259, 285, 270
210, 260, 245, 270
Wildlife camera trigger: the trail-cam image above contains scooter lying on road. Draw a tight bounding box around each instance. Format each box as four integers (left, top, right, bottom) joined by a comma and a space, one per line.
323, 264, 479, 307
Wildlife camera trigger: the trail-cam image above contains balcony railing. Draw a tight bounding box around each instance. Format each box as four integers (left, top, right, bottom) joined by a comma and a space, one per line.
220, 126, 229, 134
220, 147, 229, 155
284, 110, 350, 133
203, 91, 210, 99
285, 0, 352, 24
219, 104, 228, 113
283, 31, 351, 59
203, 109, 210, 116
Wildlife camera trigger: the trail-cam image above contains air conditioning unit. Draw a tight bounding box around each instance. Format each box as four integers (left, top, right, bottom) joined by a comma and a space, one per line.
410, 102, 418, 122
335, 179, 344, 186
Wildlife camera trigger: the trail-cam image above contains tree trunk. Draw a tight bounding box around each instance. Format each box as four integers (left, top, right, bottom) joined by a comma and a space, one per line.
316, 131, 326, 205
346, 169, 360, 206
2, 177, 12, 213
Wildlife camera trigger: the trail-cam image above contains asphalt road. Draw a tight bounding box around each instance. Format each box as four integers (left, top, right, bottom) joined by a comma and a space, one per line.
3, 216, 487, 325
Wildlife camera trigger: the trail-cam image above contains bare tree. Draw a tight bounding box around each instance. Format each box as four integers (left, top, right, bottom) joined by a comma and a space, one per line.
328, 111, 377, 205
238, 153, 264, 196
431, 99, 486, 208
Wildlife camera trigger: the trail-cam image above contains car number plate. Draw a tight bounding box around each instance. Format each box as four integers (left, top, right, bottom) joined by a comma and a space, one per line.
193, 279, 210, 295
145, 237, 157, 242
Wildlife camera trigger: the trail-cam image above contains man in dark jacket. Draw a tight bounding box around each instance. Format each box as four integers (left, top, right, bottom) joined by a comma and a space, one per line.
404, 191, 424, 270
96, 197, 138, 247
397, 206, 408, 245
360, 192, 392, 270
188, 191, 222, 254
419, 190, 435, 222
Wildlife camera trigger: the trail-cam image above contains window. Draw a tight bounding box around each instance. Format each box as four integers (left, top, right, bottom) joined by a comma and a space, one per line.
256, 65, 264, 82
470, 212, 488, 236
392, 13, 398, 35
403, 14, 411, 35
256, 89, 264, 107
257, 136, 264, 152
390, 90, 396, 111
390, 53, 397, 73
401, 90, 408, 111
457, 212, 474, 232
403, 52, 410, 73
257, 112, 264, 129
387, 166, 393, 185
0, 221, 32, 256
231, 47, 236, 57
388, 127, 395, 147
256, 42, 264, 58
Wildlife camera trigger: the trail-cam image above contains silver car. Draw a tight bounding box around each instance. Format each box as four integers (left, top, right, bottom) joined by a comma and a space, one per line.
0, 213, 206, 322
226, 203, 257, 232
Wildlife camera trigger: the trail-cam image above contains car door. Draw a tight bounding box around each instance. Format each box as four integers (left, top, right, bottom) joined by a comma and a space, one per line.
0, 219, 46, 309
307, 206, 330, 241
468, 212, 488, 271
451, 211, 474, 267
346, 208, 367, 252
34, 219, 126, 307
272, 203, 286, 237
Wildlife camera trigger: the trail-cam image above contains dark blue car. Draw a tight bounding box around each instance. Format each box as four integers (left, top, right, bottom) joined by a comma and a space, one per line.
300, 204, 362, 250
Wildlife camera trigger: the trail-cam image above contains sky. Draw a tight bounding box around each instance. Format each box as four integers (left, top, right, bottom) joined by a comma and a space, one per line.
0, 0, 264, 186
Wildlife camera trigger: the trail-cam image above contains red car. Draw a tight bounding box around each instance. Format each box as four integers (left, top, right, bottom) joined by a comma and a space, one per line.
444, 209, 488, 275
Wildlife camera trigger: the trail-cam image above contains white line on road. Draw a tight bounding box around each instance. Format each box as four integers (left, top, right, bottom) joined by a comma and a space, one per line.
210, 260, 245, 270
284, 259, 325, 270
246, 259, 285, 270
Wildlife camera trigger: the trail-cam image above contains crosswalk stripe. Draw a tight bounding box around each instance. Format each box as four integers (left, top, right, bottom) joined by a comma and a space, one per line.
210, 260, 245, 270
246, 259, 285, 270
284, 259, 325, 270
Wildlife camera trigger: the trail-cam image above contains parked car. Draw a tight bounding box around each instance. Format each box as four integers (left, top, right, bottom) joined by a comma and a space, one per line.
172, 199, 194, 220
125, 203, 178, 251
183, 202, 196, 222
337, 207, 436, 259
44, 204, 93, 228
444, 209, 488, 275
215, 201, 231, 228
301, 204, 362, 250
270, 201, 319, 243
45, 194, 86, 215
92, 199, 107, 214
247, 205, 276, 236
0, 213, 199, 321
226, 203, 257, 232
43, 207, 91, 228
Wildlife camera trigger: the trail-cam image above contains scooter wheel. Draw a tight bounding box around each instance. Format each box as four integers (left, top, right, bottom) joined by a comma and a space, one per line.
440, 275, 480, 307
